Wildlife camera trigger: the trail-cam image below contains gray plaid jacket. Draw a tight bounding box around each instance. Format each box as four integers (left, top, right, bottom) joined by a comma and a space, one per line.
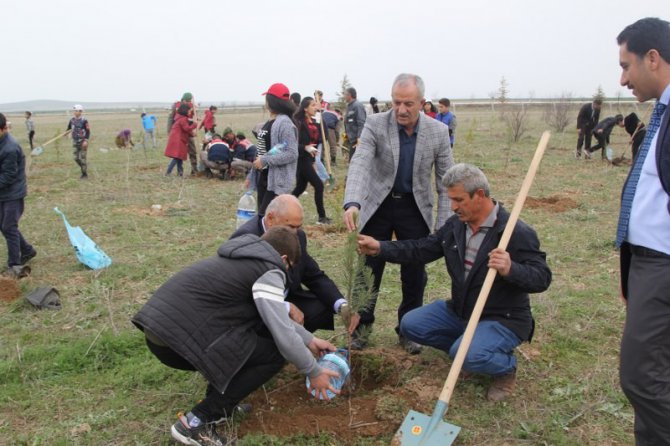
343, 110, 454, 231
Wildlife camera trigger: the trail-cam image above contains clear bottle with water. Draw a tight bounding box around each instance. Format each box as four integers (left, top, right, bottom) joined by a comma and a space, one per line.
305, 348, 350, 400
236, 191, 257, 229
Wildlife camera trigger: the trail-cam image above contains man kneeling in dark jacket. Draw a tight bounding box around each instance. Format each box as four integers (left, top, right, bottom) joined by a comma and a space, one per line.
132, 227, 339, 446
357, 164, 552, 402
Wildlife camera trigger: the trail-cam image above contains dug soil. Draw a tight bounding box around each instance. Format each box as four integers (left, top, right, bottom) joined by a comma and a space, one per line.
525, 195, 578, 212
238, 347, 449, 443
0, 277, 21, 302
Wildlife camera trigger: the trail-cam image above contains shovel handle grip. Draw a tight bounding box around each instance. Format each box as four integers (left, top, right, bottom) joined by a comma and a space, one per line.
438, 130, 551, 405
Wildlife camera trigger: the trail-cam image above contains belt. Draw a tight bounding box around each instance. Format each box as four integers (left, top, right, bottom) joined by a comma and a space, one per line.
629, 244, 670, 259
389, 191, 411, 199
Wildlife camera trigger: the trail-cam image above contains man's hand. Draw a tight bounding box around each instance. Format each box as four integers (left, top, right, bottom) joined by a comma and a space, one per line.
252, 156, 264, 170
596, 129, 603, 134
343, 206, 359, 232
357, 234, 380, 256
307, 337, 336, 357
288, 303, 304, 325
339, 304, 361, 335
488, 248, 512, 277
307, 368, 340, 400
305, 145, 318, 157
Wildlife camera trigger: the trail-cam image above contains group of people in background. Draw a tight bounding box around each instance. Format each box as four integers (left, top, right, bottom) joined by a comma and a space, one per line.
576, 98, 647, 160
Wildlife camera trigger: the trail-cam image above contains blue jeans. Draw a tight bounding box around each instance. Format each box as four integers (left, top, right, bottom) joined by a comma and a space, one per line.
400, 300, 520, 377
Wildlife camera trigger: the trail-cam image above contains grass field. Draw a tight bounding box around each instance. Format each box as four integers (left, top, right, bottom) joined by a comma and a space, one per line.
0, 102, 650, 445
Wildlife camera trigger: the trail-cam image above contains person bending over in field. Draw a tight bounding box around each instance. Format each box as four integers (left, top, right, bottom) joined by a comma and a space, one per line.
132, 226, 339, 446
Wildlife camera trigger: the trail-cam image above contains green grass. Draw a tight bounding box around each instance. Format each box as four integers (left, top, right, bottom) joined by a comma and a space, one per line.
0, 103, 647, 444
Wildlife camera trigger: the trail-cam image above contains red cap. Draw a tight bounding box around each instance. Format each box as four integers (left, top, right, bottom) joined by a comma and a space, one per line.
262, 83, 290, 99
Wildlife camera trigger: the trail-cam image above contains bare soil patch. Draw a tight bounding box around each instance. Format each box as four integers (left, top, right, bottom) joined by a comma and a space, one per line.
525, 195, 578, 212
0, 277, 21, 302
238, 348, 446, 442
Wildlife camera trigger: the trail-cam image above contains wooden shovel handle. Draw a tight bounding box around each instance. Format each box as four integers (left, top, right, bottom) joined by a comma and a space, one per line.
318, 112, 332, 175
438, 130, 551, 404
41, 130, 71, 147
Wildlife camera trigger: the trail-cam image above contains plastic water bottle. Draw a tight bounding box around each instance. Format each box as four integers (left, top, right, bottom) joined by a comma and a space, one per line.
305, 348, 350, 400
236, 191, 257, 228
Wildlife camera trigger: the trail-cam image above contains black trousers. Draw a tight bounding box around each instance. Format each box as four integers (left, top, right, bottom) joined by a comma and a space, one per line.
359, 193, 429, 331
292, 158, 326, 219
256, 169, 277, 217
0, 199, 33, 267
576, 127, 594, 153
620, 251, 670, 445
288, 290, 334, 332
146, 335, 285, 423
589, 133, 609, 158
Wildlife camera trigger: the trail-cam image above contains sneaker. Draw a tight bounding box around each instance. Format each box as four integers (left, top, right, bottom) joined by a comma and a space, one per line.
2, 265, 31, 279
171, 413, 230, 446
317, 216, 332, 225
208, 403, 253, 425
80, 172, 88, 179
583, 150, 592, 160
487, 369, 517, 402
20, 249, 37, 265
575, 150, 581, 159
398, 336, 423, 355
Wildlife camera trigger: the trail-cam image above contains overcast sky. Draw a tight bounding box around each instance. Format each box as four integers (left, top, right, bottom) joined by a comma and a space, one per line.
2, 0, 667, 104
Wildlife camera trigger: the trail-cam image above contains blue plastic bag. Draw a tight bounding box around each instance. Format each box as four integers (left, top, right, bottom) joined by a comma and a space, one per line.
314, 144, 329, 182
54, 207, 112, 270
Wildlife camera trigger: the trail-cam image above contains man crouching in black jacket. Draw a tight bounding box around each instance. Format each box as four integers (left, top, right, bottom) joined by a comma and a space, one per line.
133, 226, 339, 446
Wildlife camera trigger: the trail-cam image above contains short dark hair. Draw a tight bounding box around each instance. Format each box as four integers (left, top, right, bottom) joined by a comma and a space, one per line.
0, 113, 6, 129
25, 111, 32, 117
141, 112, 146, 117
346, 87, 357, 99
593, 99, 603, 105
290, 92, 302, 107
209, 105, 217, 111
615, 114, 624, 123
439, 98, 451, 107
617, 17, 670, 63
261, 226, 301, 265
177, 103, 190, 116
266, 94, 297, 116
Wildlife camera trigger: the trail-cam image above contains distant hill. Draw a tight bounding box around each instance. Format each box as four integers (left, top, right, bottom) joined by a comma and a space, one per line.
0, 100, 171, 113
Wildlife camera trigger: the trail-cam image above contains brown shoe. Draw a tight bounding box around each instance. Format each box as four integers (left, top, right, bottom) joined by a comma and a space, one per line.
487, 370, 516, 402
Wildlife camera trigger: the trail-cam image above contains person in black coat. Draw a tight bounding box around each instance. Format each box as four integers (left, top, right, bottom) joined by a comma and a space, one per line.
623, 112, 647, 160
0, 113, 36, 275
576, 99, 602, 158
588, 114, 624, 159
357, 164, 551, 402
231, 194, 359, 333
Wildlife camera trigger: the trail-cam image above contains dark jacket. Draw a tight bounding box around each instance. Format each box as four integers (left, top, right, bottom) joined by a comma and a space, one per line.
378, 204, 552, 341
620, 103, 670, 298
577, 102, 600, 130
344, 100, 367, 143
296, 117, 322, 161
231, 216, 343, 312
132, 235, 287, 393
593, 116, 619, 140
0, 133, 27, 202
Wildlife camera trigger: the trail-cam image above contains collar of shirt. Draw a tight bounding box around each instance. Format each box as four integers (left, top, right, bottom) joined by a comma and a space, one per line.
397, 118, 419, 137
466, 201, 499, 235
660, 83, 670, 108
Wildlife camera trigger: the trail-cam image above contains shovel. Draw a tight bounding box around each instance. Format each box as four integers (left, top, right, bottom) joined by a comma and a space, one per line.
317, 110, 336, 192
395, 131, 551, 446
31, 130, 71, 156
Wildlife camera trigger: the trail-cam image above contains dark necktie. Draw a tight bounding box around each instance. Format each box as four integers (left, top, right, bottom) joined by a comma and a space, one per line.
615, 101, 667, 247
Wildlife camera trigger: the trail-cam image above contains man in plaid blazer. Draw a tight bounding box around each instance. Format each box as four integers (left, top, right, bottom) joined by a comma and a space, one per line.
343, 73, 454, 353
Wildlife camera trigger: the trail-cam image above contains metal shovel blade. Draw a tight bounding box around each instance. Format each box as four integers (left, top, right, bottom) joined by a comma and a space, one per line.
31, 146, 44, 156
394, 407, 460, 446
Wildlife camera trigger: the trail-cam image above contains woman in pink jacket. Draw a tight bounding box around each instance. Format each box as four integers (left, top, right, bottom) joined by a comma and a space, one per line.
165, 103, 197, 176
